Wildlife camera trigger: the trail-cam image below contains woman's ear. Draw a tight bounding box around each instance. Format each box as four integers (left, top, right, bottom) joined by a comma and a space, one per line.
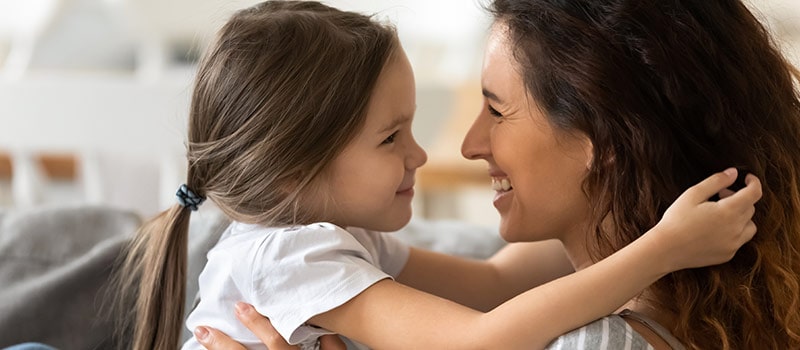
582, 136, 595, 170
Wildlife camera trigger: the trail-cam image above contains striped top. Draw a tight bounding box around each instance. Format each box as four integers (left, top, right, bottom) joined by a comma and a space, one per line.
546, 310, 686, 350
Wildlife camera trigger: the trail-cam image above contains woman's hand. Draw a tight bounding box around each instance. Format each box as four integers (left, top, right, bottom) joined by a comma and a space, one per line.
195, 302, 346, 350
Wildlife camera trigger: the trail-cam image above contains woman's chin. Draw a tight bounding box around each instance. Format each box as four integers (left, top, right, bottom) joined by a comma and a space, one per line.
499, 216, 554, 243
498, 220, 527, 243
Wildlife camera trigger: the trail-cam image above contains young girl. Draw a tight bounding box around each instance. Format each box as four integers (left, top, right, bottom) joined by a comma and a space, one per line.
118, 2, 760, 350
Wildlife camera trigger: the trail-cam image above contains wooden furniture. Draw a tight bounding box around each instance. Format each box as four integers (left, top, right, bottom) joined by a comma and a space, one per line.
0, 152, 76, 180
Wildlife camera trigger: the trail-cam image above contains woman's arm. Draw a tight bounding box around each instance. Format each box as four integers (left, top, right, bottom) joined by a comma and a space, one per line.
194, 304, 347, 350
397, 240, 573, 312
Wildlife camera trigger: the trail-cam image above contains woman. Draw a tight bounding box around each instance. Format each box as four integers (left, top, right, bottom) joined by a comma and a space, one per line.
200, 0, 799, 348
460, 0, 799, 348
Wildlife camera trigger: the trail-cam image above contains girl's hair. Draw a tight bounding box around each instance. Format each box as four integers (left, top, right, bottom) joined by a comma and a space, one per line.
116, 1, 398, 349
490, 0, 800, 349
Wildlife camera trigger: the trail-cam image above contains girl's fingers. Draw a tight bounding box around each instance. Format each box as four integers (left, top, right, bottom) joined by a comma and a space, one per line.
685, 168, 738, 203
719, 174, 762, 210
717, 188, 735, 200
742, 220, 757, 243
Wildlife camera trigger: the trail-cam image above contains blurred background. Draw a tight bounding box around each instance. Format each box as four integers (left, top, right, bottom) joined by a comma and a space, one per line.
0, 0, 798, 228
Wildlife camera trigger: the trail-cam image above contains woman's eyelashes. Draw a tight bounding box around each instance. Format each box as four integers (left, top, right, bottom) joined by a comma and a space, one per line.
488, 105, 503, 118
381, 131, 398, 145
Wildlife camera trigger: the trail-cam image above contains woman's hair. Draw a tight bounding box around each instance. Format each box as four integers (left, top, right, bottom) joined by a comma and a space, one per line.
116, 1, 398, 349
490, 0, 800, 348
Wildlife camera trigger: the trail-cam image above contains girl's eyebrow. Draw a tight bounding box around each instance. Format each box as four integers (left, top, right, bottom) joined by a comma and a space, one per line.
379, 114, 412, 134
482, 88, 504, 104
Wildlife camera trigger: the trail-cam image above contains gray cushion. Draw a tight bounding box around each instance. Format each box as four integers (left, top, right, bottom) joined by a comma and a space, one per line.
395, 219, 505, 260
0, 206, 140, 349
0, 206, 502, 349
0, 206, 231, 349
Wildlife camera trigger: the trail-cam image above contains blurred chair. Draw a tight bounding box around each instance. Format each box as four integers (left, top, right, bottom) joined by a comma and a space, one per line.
0, 0, 196, 216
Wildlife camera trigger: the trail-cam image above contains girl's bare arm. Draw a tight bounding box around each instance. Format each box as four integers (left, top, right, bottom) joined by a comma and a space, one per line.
311, 169, 761, 349
397, 240, 573, 312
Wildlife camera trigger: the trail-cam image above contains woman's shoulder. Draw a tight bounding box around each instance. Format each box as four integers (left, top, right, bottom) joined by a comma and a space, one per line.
547, 311, 686, 350
545, 315, 653, 350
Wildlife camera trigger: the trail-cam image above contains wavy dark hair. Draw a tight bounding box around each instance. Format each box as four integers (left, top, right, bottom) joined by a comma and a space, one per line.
115, 1, 398, 349
490, 0, 800, 349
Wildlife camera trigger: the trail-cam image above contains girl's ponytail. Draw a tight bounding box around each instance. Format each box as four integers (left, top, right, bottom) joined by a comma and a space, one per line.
112, 1, 400, 348
118, 187, 199, 349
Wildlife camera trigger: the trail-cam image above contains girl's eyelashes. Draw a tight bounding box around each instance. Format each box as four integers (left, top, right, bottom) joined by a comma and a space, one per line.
488, 105, 503, 118
381, 131, 398, 145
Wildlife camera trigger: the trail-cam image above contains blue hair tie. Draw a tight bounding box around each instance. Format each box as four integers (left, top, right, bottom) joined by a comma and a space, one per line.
176, 184, 205, 211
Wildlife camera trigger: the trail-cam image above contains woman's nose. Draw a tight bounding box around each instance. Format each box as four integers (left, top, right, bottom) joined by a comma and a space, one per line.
461, 111, 491, 160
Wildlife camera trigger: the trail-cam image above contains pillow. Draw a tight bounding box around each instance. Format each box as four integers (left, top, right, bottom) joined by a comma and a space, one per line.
0, 205, 502, 348
394, 219, 505, 260
0, 206, 140, 349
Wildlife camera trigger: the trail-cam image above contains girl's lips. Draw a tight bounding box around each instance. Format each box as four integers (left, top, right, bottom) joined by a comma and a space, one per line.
397, 177, 415, 195
396, 181, 415, 195
396, 187, 415, 196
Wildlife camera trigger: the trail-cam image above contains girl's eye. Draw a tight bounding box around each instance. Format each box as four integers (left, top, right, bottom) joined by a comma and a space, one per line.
382, 131, 397, 145
488, 105, 503, 118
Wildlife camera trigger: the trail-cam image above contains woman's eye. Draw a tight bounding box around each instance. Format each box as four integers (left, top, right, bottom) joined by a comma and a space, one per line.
488, 105, 503, 118
381, 131, 397, 145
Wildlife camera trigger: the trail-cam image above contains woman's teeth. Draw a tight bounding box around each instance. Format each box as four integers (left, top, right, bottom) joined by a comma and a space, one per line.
492, 178, 513, 191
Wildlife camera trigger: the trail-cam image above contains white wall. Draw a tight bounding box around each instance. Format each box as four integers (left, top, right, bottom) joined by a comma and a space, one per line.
0, 0, 797, 224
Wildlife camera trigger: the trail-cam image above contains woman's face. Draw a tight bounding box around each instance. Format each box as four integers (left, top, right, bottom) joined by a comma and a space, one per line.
461, 24, 593, 243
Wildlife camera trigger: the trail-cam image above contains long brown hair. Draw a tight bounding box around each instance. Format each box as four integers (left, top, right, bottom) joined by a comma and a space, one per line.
490, 0, 800, 348
116, 1, 398, 349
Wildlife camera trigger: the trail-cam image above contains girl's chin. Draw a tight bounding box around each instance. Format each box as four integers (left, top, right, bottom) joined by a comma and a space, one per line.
381, 210, 412, 232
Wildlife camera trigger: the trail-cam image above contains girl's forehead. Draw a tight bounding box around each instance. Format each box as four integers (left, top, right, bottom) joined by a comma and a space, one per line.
363, 51, 416, 127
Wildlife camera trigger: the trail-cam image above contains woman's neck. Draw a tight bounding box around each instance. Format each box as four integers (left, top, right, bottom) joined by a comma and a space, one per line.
619, 293, 677, 331
559, 228, 677, 330
558, 226, 593, 271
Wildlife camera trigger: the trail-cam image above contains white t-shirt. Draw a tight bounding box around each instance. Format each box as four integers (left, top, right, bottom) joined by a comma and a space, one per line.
182, 222, 410, 350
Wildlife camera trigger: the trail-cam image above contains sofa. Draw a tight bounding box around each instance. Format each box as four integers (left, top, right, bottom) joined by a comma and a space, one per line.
0, 205, 504, 349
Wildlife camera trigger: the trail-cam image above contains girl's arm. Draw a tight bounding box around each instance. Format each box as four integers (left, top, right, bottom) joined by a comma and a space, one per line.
397, 240, 574, 312
396, 168, 753, 312
309, 169, 761, 350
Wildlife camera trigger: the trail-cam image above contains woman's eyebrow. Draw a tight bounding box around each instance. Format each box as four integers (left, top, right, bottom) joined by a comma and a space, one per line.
482, 88, 504, 104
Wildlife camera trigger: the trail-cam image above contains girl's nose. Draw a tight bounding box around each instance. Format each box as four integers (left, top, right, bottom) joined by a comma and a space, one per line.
407, 136, 427, 170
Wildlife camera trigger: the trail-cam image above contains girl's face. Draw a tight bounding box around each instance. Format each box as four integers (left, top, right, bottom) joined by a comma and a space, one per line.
322, 47, 427, 231
461, 25, 593, 243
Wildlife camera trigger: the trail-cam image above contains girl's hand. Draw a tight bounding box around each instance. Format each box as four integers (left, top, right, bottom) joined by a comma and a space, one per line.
654, 167, 762, 271
195, 302, 346, 350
